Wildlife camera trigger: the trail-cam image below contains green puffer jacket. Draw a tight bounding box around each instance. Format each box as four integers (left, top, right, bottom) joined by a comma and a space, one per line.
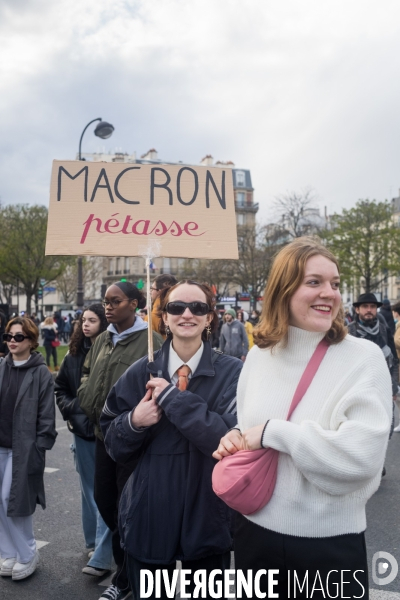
78, 328, 164, 440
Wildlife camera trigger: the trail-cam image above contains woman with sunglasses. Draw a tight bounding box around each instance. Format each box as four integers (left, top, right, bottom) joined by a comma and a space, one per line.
100, 281, 242, 600
78, 282, 163, 600
0, 317, 57, 580
55, 304, 113, 577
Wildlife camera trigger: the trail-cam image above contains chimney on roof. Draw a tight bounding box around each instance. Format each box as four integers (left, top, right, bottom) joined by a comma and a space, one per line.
141, 149, 158, 160
215, 160, 235, 168
200, 155, 213, 167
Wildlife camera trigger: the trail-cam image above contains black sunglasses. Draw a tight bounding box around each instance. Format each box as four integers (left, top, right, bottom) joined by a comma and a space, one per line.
3, 333, 30, 343
165, 301, 210, 316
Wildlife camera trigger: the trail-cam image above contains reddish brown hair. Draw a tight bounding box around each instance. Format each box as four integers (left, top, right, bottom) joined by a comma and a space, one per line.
157, 280, 219, 341
6, 316, 40, 350
253, 237, 346, 349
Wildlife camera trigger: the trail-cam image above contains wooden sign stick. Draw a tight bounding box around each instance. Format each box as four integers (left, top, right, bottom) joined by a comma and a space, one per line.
146, 257, 154, 362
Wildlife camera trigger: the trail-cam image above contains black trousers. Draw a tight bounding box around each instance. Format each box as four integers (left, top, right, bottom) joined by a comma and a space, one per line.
127, 551, 231, 600
94, 438, 138, 592
235, 514, 369, 599
44, 344, 57, 367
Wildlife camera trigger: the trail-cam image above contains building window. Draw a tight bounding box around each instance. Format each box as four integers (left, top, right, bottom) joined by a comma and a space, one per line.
237, 213, 245, 226
236, 192, 245, 207
163, 258, 171, 274
236, 171, 245, 187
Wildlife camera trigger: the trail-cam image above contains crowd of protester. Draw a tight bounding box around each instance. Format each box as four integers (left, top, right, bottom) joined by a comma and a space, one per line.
0, 239, 397, 599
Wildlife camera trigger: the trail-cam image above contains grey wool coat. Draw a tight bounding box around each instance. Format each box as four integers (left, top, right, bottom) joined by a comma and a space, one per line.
0, 352, 57, 517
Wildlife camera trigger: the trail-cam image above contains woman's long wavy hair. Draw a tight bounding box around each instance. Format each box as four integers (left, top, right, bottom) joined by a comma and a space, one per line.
69, 304, 108, 356
253, 237, 346, 349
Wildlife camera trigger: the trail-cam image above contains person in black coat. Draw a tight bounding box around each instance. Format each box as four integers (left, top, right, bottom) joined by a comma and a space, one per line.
101, 281, 242, 600
55, 304, 113, 577
0, 317, 56, 581
41, 316, 58, 370
380, 299, 396, 336
0, 310, 8, 358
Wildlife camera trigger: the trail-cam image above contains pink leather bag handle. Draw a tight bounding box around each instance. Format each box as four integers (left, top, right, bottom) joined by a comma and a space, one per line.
286, 338, 329, 421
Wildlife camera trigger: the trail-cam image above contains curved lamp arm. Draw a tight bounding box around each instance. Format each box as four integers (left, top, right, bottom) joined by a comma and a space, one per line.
78, 118, 102, 161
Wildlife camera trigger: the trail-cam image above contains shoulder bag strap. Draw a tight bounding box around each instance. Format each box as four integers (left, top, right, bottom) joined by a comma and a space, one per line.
286, 339, 329, 421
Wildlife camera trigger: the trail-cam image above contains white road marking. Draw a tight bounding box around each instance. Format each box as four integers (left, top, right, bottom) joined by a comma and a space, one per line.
44, 467, 59, 473
36, 541, 49, 550
370, 591, 400, 599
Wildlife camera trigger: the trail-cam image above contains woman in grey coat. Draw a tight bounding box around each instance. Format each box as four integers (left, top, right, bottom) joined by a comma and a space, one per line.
0, 317, 57, 581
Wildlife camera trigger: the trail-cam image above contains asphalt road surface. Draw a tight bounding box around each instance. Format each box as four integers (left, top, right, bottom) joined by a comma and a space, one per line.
1, 405, 400, 600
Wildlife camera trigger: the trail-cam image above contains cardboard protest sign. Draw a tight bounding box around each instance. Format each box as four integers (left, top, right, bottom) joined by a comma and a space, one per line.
45, 160, 238, 259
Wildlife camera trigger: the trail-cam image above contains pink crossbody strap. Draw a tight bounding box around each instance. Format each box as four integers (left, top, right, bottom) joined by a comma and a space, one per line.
286, 338, 330, 421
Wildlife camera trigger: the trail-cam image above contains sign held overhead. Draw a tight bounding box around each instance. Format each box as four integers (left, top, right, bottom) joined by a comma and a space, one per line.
46, 160, 239, 259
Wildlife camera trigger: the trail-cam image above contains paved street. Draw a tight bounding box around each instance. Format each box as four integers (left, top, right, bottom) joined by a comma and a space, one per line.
366, 424, 400, 598
1, 404, 400, 599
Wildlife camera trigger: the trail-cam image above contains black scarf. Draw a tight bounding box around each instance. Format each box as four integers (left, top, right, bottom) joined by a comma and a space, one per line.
356, 318, 393, 364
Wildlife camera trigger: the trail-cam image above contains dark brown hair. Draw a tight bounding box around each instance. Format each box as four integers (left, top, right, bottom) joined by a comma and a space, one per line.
157, 280, 219, 341
153, 273, 178, 290
392, 302, 400, 316
6, 316, 39, 350
253, 237, 346, 349
69, 304, 108, 356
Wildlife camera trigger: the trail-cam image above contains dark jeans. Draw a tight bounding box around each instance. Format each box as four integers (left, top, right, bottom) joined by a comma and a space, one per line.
127, 551, 231, 600
234, 513, 369, 599
44, 344, 57, 367
94, 438, 138, 592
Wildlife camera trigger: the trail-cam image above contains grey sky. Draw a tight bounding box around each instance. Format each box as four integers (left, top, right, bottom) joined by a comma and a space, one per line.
1, 0, 400, 223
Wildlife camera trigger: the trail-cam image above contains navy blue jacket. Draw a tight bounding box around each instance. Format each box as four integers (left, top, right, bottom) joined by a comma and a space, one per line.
100, 339, 242, 564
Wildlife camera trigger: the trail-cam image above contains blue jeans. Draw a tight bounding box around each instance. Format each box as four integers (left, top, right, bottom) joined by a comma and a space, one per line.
72, 435, 113, 570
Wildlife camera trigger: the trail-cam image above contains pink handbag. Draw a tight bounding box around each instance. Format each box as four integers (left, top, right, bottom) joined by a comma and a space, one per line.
212, 339, 329, 515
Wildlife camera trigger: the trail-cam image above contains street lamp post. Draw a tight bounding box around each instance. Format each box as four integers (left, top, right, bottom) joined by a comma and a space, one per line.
77, 118, 115, 309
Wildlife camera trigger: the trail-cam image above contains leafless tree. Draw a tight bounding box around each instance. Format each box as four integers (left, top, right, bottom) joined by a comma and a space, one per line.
227, 224, 283, 309
273, 187, 322, 238
56, 257, 104, 304
180, 258, 232, 297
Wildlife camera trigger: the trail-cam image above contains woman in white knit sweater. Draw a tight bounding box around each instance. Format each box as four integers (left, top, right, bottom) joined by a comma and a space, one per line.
214, 237, 392, 599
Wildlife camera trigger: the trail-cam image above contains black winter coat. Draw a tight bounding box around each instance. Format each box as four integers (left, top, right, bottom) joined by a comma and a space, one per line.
42, 325, 57, 346
101, 339, 242, 564
54, 341, 94, 440
380, 305, 396, 336
0, 352, 57, 517
348, 319, 399, 395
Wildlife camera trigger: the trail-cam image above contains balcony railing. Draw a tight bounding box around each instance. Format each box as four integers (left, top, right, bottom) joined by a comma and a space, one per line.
235, 202, 259, 212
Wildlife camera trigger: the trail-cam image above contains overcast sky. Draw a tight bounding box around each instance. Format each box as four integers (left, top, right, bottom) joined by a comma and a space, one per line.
1, 0, 400, 223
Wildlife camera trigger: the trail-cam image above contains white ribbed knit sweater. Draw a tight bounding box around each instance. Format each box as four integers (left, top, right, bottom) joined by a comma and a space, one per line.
236, 326, 392, 538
